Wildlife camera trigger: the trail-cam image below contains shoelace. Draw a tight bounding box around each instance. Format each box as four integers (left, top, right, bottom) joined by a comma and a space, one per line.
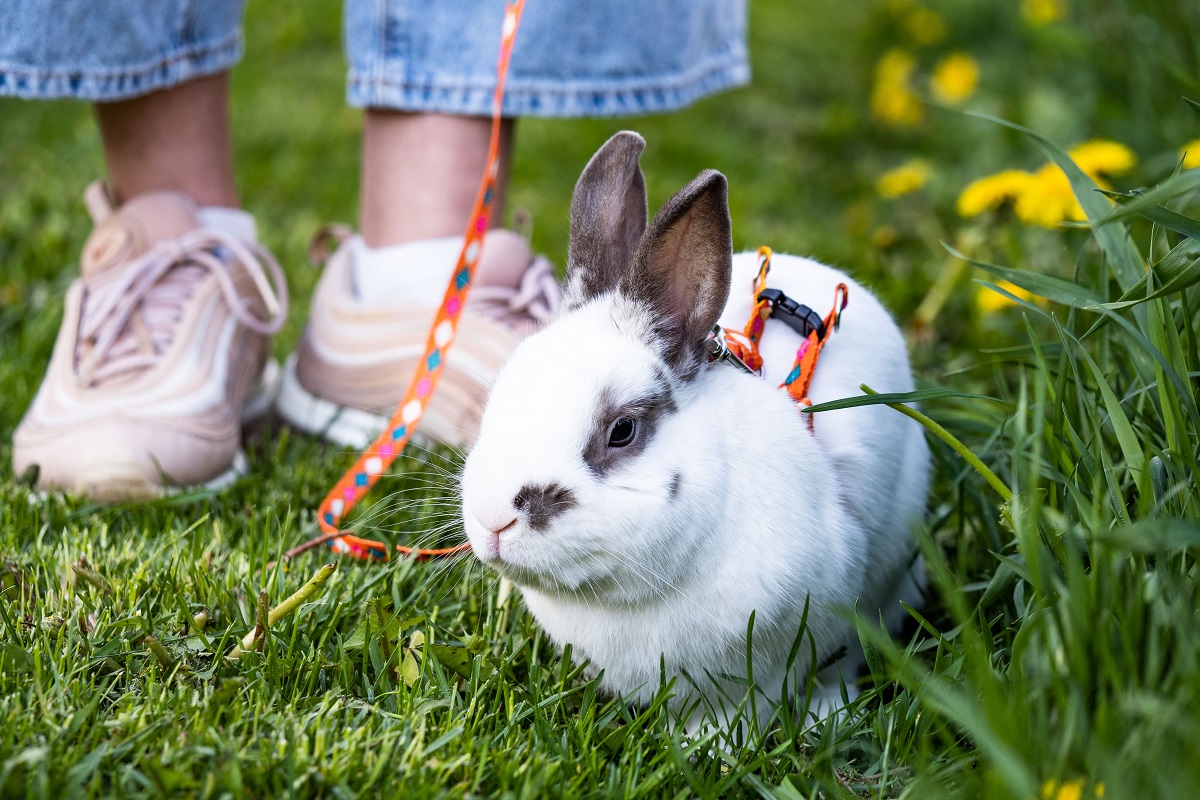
76, 230, 288, 386
469, 255, 561, 330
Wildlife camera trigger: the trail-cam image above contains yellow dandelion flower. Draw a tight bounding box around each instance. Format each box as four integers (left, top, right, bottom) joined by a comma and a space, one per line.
878, 159, 932, 198
1022, 0, 1066, 26
958, 140, 1131, 227
871, 49, 923, 127
956, 170, 1034, 217
875, 48, 917, 86
1039, 779, 1105, 800
872, 86, 923, 126
1042, 779, 1084, 800
1015, 164, 1082, 227
977, 279, 1036, 314
905, 7, 948, 45
1180, 138, 1200, 169
930, 52, 980, 104
1017, 162, 1115, 227
1068, 139, 1136, 177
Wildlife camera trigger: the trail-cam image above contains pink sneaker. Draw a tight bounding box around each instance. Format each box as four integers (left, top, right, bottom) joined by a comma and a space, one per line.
12, 184, 288, 500
276, 229, 560, 447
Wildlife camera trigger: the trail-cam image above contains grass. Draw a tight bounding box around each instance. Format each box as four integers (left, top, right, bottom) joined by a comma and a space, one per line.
2, 0, 1200, 796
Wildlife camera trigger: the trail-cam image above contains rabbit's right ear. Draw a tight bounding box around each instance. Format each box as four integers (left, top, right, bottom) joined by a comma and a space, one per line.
564, 131, 648, 310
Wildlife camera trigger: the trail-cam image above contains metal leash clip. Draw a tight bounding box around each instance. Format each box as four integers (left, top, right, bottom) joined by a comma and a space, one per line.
757, 288, 827, 340
705, 325, 758, 375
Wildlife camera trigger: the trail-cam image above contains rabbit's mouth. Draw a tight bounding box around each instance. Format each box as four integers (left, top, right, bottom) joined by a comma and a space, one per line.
481, 536, 628, 597
501, 561, 626, 598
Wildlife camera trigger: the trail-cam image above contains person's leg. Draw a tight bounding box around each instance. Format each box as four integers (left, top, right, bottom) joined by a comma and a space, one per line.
95, 72, 239, 208
359, 111, 512, 247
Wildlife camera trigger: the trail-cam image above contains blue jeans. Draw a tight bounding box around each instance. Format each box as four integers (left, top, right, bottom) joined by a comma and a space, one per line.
0, 1, 748, 116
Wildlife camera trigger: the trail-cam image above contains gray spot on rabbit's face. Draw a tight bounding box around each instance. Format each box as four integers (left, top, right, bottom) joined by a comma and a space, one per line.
583, 378, 676, 477
668, 471, 683, 500
513, 483, 578, 532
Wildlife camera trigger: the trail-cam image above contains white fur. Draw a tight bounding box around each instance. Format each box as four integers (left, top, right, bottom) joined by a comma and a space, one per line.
461, 250, 930, 729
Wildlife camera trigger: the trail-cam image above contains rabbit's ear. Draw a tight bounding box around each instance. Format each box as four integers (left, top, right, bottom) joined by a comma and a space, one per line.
564, 131, 648, 310
620, 169, 732, 380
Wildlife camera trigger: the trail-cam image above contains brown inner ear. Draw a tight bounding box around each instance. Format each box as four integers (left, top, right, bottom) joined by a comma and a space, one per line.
621, 169, 732, 380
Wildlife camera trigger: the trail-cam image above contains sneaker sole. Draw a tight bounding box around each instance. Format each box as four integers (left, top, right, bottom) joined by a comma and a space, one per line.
276, 354, 390, 449
76, 450, 250, 502
61, 359, 281, 502
275, 354, 454, 449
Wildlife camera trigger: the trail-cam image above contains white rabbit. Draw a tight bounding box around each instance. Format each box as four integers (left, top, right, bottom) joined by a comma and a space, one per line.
460, 131, 930, 730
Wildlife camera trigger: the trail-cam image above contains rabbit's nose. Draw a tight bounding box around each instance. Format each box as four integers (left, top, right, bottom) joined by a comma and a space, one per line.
471, 506, 518, 536
491, 518, 518, 535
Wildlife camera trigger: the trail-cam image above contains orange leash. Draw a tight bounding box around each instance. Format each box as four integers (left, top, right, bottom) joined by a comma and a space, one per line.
311, 0, 526, 563
723, 246, 848, 425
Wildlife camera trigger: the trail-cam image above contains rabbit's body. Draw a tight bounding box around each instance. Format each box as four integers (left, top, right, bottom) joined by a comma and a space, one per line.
461, 132, 929, 728
721, 252, 930, 631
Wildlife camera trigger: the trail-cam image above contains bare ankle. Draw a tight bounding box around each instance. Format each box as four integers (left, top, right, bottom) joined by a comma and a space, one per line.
95, 73, 239, 208
359, 110, 513, 247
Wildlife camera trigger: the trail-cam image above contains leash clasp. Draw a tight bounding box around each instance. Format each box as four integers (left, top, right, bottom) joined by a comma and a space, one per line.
705, 325, 758, 375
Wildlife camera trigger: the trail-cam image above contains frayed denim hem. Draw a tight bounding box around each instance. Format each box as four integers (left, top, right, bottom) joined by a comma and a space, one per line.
346, 54, 750, 117
0, 33, 242, 101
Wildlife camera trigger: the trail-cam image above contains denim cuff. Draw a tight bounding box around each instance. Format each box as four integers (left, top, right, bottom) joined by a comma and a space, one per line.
347, 51, 750, 117
0, 32, 242, 102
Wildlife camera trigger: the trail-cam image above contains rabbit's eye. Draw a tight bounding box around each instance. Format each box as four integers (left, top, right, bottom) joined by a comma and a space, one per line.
607, 416, 638, 448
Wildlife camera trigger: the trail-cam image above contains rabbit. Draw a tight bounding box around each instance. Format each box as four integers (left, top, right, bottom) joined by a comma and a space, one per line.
460, 131, 931, 730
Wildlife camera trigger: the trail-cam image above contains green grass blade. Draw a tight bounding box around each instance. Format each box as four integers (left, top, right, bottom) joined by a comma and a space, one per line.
1083, 238, 1200, 334
1090, 250, 1200, 311
860, 384, 1013, 502
1098, 194, 1200, 239
803, 388, 1006, 414
943, 243, 1104, 307
1147, 296, 1192, 468
1092, 170, 1200, 228
1058, 326, 1147, 487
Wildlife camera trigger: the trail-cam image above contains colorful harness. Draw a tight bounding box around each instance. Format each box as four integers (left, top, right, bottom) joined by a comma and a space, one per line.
708, 246, 849, 427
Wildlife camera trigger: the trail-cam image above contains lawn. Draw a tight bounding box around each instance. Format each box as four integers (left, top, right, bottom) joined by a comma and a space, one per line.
2, 0, 1200, 797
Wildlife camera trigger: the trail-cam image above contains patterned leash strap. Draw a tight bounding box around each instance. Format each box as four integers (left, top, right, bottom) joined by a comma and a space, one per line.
723, 246, 849, 422
310, 0, 527, 563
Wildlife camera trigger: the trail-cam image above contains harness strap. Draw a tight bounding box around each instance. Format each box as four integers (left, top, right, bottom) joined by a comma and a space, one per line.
723, 246, 849, 423
721, 247, 774, 373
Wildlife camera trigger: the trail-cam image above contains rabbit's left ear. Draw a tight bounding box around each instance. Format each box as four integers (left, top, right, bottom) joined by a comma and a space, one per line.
620, 169, 732, 380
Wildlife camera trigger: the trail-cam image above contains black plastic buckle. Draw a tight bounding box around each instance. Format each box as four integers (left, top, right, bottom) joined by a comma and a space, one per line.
757, 288, 826, 340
